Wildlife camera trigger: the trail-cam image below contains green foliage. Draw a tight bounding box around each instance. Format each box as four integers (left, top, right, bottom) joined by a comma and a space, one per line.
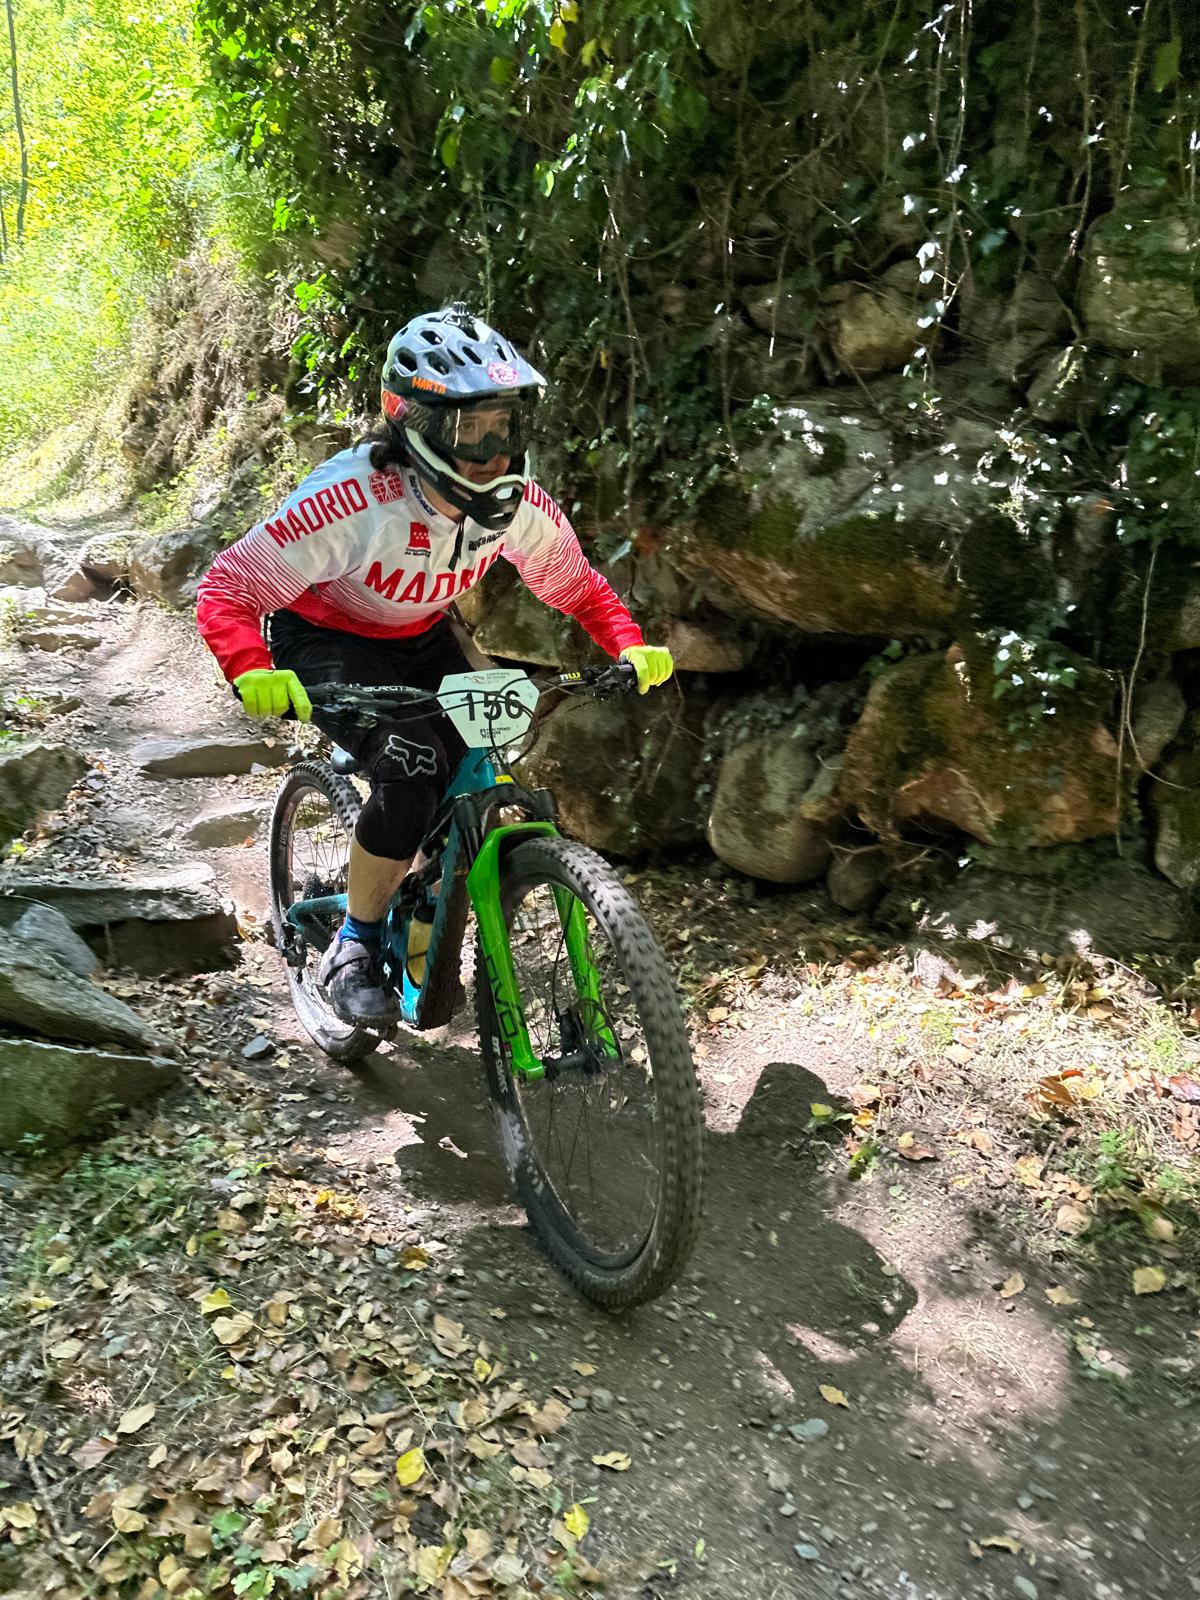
0, 0, 274, 452
180, 0, 1200, 533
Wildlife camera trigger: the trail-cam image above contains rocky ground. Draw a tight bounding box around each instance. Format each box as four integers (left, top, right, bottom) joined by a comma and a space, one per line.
0, 511, 1196, 1600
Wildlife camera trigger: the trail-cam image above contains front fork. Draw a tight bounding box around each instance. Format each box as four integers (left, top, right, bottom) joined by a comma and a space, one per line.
467, 824, 616, 1081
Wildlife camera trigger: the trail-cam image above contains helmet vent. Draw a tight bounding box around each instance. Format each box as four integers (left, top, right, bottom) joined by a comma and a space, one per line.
463, 345, 483, 364
397, 350, 417, 372
428, 353, 451, 374
420, 329, 443, 345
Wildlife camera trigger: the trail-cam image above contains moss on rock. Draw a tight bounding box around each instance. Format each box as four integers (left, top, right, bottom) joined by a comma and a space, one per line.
839, 642, 1119, 848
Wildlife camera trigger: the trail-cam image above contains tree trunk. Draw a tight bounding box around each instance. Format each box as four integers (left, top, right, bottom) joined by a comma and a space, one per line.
5, 0, 27, 241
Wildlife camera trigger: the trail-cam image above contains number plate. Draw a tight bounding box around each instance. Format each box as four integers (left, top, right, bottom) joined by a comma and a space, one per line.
438, 669, 539, 749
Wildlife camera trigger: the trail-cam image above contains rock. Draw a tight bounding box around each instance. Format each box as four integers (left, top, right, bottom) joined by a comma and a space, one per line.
1026, 345, 1121, 427
729, 337, 813, 403
920, 857, 1185, 963
985, 274, 1071, 383
0, 741, 89, 842
0, 1037, 178, 1151
789, 1418, 830, 1443
827, 847, 887, 912
1132, 677, 1186, 769
707, 735, 830, 883
128, 523, 225, 608
0, 538, 43, 587
839, 643, 1119, 847
744, 274, 821, 342
518, 693, 704, 856
49, 568, 109, 603
663, 620, 748, 674
183, 799, 270, 848
242, 1036, 276, 1061
589, 1387, 615, 1412
1013, 1578, 1039, 1600
16, 625, 103, 652
825, 262, 923, 377
679, 400, 969, 637
135, 736, 290, 778
0, 864, 239, 973
79, 530, 137, 584
456, 559, 606, 668
1082, 204, 1200, 382
0, 949, 167, 1052
9, 902, 99, 977
793, 1543, 821, 1562
1153, 711, 1200, 890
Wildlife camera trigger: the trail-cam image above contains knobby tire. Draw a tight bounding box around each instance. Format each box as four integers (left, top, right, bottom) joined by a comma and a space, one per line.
477, 835, 703, 1309
268, 759, 380, 1065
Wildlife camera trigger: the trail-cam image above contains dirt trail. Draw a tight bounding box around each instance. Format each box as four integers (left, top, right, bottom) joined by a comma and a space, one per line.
1, 529, 1193, 1600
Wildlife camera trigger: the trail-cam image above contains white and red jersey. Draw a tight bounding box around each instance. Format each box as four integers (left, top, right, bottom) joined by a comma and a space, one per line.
196, 445, 643, 682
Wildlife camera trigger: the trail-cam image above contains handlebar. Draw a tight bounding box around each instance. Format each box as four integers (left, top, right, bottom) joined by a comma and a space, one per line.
305, 661, 638, 716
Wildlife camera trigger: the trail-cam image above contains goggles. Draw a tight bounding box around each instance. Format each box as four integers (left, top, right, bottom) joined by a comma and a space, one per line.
419, 394, 538, 466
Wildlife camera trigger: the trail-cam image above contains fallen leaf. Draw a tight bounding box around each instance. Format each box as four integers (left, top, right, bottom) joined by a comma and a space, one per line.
980, 1535, 1022, 1554
395, 1446, 426, 1486
116, 1403, 156, 1436
48, 1337, 84, 1361
1030, 1072, 1079, 1111
591, 1451, 632, 1471
200, 1288, 232, 1315
945, 1043, 974, 1066
897, 1131, 937, 1161
463, 1527, 493, 1562
563, 1503, 590, 1540
1013, 1154, 1045, 1188
1168, 1074, 1200, 1103
1132, 1266, 1167, 1296
400, 1246, 431, 1271
147, 1444, 168, 1469
1054, 1202, 1090, 1235
72, 1436, 117, 1470
414, 1545, 451, 1584
1139, 1209, 1175, 1243
819, 1384, 850, 1408
960, 1128, 994, 1157
998, 1273, 1025, 1300
0, 1504, 37, 1531
211, 1312, 255, 1346
570, 1361, 597, 1377
1045, 1285, 1079, 1306
707, 1007, 730, 1024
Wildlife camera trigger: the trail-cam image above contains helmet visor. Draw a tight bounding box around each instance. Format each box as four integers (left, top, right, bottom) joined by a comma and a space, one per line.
425, 395, 537, 466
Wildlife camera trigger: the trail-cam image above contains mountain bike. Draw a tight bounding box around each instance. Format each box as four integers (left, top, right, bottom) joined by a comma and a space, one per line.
266, 662, 703, 1307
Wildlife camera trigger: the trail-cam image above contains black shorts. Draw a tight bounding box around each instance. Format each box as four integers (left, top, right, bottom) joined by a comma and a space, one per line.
267, 608, 472, 859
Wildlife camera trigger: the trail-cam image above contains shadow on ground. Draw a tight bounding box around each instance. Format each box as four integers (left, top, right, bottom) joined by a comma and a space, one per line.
321, 1036, 1191, 1600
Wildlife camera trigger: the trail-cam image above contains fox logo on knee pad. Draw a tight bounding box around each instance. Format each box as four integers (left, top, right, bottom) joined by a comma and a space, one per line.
382, 733, 439, 778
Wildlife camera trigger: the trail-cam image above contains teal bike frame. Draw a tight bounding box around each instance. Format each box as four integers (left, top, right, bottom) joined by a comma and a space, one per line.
284, 744, 613, 1082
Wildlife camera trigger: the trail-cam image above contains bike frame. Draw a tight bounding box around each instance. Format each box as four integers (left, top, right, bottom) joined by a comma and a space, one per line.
284, 744, 612, 1082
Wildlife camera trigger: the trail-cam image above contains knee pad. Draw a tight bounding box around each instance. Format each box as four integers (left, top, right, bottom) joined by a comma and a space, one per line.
353, 731, 448, 859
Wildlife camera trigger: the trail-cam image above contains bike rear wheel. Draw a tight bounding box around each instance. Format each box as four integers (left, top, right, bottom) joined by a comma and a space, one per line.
268, 760, 382, 1064
477, 835, 702, 1308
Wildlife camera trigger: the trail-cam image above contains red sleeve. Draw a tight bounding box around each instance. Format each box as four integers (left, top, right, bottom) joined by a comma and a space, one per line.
503, 520, 643, 659
196, 530, 315, 681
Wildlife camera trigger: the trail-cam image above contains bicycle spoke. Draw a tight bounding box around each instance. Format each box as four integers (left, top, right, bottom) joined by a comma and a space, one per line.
506, 880, 661, 1263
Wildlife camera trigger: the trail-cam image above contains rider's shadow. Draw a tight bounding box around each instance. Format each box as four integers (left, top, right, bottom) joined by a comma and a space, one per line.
342, 1044, 918, 1373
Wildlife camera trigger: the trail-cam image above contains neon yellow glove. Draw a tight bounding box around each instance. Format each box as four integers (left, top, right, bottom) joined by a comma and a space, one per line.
233, 668, 312, 722
620, 644, 674, 695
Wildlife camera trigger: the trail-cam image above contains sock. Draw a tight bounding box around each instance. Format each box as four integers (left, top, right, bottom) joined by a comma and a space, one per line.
337, 913, 382, 947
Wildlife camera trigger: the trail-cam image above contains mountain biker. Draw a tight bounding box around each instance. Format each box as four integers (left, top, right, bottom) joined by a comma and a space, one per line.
196, 303, 673, 1028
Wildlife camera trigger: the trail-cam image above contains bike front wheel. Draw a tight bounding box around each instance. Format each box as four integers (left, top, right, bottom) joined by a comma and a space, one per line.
477, 835, 703, 1309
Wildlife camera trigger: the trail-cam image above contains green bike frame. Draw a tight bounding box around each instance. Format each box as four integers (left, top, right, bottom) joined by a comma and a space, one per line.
286, 747, 613, 1081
